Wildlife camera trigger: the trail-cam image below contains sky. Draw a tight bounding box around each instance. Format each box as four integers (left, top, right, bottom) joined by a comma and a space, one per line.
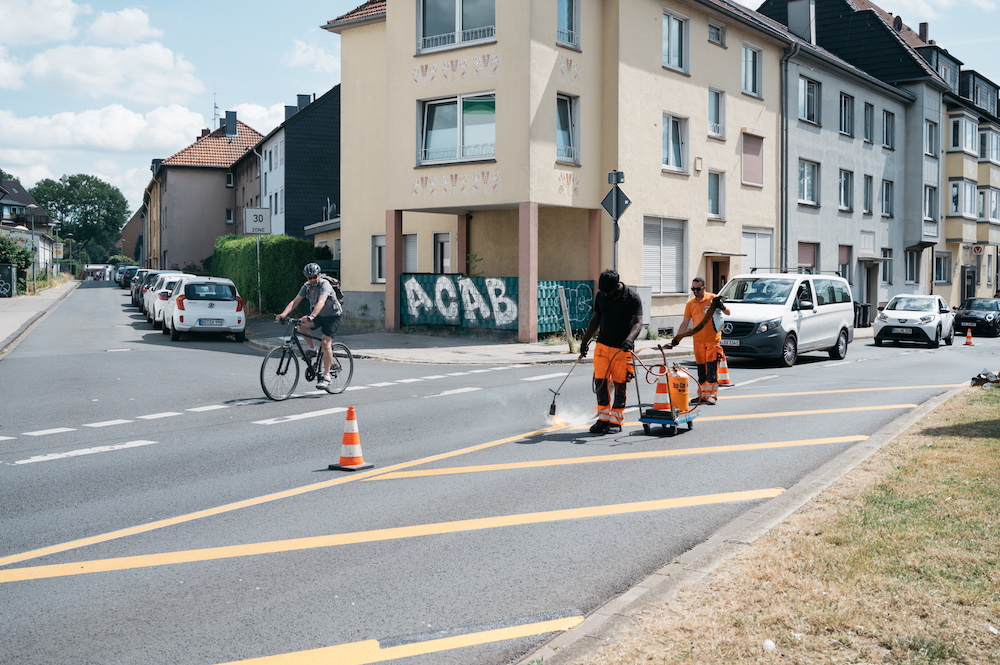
1, 0, 999, 218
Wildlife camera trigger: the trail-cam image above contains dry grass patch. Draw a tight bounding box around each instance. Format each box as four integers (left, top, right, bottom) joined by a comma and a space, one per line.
571, 388, 1000, 664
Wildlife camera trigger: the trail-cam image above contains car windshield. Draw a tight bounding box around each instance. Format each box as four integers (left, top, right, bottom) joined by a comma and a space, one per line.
960, 299, 998, 311
184, 283, 236, 300
718, 278, 795, 305
886, 297, 934, 312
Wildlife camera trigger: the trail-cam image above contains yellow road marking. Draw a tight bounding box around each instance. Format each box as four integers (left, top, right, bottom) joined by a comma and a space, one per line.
215, 615, 584, 664
690, 403, 916, 421
367, 435, 868, 481
0, 424, 564, 568
719, 384, 963, 399
0, 488, 783, 584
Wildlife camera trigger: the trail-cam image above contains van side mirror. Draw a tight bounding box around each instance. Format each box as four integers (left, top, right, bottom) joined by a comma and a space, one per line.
797, 299, 814, 310
877, 306, 885, 311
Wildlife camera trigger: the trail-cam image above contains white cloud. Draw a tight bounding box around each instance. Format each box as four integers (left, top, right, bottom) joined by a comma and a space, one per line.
0, 0, 90, 46
230, 102, 285, 137
0, 46, 25, 89
282, 39, 340, 75
88, 8, 163, 45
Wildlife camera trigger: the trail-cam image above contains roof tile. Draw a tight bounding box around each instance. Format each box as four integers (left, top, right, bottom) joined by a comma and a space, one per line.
162, 120, 263, 169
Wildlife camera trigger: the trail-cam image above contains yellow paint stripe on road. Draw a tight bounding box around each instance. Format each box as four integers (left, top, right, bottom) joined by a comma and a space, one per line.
720, 384, 963, 400
367, 435, 868, 481
215, 616, 584, 664
0, 488, 782, 584
690, 403, 917, 422
0, 425, 564, 568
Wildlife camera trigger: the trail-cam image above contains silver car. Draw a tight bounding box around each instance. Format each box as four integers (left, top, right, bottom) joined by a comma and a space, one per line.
874, 295, 955, 348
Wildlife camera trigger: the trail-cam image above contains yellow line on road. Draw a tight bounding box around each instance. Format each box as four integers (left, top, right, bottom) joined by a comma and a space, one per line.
720, 384, 963, 399
690, 403, 916, 422
0, 424, 564, 568
0, 488, 783, 584
366, 435, 868, 481
215, 616, 585, 664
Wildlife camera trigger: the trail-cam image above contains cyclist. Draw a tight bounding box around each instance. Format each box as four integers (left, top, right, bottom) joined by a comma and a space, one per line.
276, 263, 343, 389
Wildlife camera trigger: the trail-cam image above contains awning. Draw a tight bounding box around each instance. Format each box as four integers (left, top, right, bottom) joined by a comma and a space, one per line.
858, 256, 892, 264
905, 241, 937, 251
701, 251, 747, 257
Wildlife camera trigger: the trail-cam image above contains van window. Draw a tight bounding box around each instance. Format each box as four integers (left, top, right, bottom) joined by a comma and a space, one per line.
718, 277, 795, 304
813, 278, 852, 305
796, 281, 814, 306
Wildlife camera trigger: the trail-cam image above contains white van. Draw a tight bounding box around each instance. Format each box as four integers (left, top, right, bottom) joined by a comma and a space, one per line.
716, 273, 855, 366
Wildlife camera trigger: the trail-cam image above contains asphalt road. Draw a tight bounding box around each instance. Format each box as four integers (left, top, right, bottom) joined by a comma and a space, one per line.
1, 281, 996, 665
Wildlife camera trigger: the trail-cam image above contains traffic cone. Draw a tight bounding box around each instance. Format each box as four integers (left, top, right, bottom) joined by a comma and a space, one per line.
652, 366, 671, 411
717, 349, 731, 386
329, 407, 374, 471
965, 328, 974, 346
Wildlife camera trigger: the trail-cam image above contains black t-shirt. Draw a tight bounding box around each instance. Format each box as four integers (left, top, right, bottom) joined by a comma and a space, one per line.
594, 285, 642, 347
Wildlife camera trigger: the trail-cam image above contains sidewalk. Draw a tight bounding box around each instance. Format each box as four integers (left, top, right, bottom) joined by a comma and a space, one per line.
0, 279, 80, 354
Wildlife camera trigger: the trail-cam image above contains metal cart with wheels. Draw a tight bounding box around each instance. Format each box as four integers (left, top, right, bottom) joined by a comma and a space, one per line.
632, 346, 700, 436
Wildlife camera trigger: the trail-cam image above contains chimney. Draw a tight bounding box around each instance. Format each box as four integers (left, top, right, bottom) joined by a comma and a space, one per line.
787, 0, 816, 44
198, 128, 210, 140
285, 105, 298, 121
224, 111, 237, 137
151, 158, 163, 173
919, 22, 928, 42
297, 94, 311, 111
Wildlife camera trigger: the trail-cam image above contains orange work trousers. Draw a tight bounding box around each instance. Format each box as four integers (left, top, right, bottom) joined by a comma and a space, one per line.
593, 342, 631, 425
693, 340, 720, 400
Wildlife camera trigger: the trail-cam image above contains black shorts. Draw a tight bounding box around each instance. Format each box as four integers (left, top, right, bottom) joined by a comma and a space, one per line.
309, 315, 341, 338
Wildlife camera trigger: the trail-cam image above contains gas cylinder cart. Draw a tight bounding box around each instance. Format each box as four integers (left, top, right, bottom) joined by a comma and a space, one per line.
634, 344, 700, 436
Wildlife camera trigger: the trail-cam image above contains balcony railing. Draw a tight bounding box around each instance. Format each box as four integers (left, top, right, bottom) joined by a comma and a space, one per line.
557, 144, 579, 162
557, 27, 578, 47
708, 122, 723, 136
420, 143, 495, 163
420, 24, 495, 51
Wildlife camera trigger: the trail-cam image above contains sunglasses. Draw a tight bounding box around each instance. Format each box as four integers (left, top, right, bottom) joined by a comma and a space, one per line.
691, 286, 704, 292
307, 275, 319, 281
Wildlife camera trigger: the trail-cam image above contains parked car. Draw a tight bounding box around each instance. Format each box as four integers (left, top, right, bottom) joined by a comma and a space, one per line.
130, 269, 151, 305
139, 270, 182, 315
120, 266, 138, 289
874, 294, 955, 347
717, 272, 855, 367
115, 265, 126, 283
954, 298, 1000, 337
145, 273, 188, 328
163, 276, 246, 342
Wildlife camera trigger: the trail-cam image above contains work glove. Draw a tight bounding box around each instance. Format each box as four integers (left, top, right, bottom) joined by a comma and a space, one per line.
621, 339, 634, 352
579, 341, 590, 358
712, 295, 726, 308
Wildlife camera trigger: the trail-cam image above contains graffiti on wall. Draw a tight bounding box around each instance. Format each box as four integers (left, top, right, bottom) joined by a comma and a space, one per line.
402, 274, 518, 329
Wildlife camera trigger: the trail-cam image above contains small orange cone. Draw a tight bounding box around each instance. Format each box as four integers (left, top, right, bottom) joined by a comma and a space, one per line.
329, 407, 374, 471
965, 328, 974, 346
717, 349, 731, 386
652, 366, 671, 411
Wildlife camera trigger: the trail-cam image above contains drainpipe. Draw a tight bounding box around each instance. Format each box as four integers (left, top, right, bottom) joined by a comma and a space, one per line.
779, 43, 800, 273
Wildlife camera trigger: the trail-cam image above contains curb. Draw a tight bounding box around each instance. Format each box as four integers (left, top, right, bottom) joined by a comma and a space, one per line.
0, 281, 80, 357
513, 384, 966, 665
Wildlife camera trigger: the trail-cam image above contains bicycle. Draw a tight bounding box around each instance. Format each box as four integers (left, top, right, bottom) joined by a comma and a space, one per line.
260, 317, 354, 400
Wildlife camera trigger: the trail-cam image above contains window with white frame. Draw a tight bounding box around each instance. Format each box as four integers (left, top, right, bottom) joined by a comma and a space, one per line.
991, 190, 1000, 221
938, 61, 952, 84
742, 43, 762, 97
708, 20, 726, 46
279, 187, 284, 213
557, 0, 578, 48
839, 170, 853, 210
419, 0, 495, 52
924, 186, 938, 221
642, 216, 685, 294
556, 93, 578, 163
420, 93, 496, 164
798, 159, 819, 205
708, 170, 724, 219
863, 175, 873, 214
881, 180, 894, 217
951, 116, 978, 153
950, 181, 977, 217
226, 209, 233, 224
934, 252, 951, 283
403, 234, 418, 273
226, 172, 233, 187
662, 113, 688, 172
840, 93, 854, 136
708, 88, 725, 138
882, 110, 895, 149
989, 253, 994, 286
434, 232, 451, 273
662, 10, 688, 72
905, 250, 919, 283
881, 248, 892, 284
925, 120, 938, 156
799, 77, 820, 124
371, 234, 386, 283
863, 103, 874, 142
741, 230, 772, 272
980, 130, 1000, 163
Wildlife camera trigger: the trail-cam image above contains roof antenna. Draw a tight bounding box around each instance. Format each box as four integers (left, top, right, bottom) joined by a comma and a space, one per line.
212, 93, 220, 129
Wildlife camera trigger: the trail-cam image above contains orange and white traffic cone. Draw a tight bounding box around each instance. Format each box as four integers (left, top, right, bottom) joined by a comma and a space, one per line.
652, 366, 671, 411
717, 350, 731, 387
965, 329, 974, 346
329, 406, 374, 471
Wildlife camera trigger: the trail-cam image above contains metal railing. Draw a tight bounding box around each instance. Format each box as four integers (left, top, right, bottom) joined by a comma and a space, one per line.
708, 122, 723, 136
557, 27, 578, 46
420, 142, 495, 163
556, 144, 578, 162
421, 24, 495, 51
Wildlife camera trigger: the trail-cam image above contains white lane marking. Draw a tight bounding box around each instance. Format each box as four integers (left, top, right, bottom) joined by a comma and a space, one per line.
469, 369, 493, 374
15, 440, 158, 465
106, 348, 131, 353
420, 375, 447, 380
396, 378, 423, 383
253, 407, 347, 426
425, 387, 483, 399
137, 412, 183, 420
22, 428, 76, 436
186, 405, 228, 412
730, 374, 779, 388
447, 372, 470, 376
369, 382, 395, 387
345, 386, 369, 391
521, 373, 568, 382
0, 436, 17, 441
83, 419, 133, 428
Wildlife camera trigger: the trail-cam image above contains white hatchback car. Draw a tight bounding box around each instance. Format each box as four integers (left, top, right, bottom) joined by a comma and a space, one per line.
874, 294, 955, 348
148, 274, 188, 329
163, 276, 246, 342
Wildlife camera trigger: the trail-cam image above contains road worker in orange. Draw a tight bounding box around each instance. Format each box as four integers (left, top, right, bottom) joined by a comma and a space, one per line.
676, 277, 730, 404
579, 269, 644, 434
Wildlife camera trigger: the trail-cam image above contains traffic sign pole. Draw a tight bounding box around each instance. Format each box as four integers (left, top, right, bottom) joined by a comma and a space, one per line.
601, 171, 630, 273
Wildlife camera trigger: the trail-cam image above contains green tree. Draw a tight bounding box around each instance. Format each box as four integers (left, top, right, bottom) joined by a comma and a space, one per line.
0, 233, 34, 269
1, 168, 22, 182
30, 175, 129, 260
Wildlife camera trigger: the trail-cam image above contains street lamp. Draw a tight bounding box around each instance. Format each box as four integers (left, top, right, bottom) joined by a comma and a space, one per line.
27, 203, 38, 293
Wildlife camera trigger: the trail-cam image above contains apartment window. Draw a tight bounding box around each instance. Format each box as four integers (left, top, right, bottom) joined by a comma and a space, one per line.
839, 245, 852, 281
798, 159, 820, 205
938, 61, 952, 84
403, 234, 418, 273
708, 21, 726, 46
334, 239, 341, 261
934, 252, 951, 284
920, 120, 936, 158
741, 133, 764, 187
742, 43, 762, 96
951, 117, 978, 153
881, 248, 892, 284
980, 130, 1000, 163
642, 216, 685, 294
905, 250, 919, 283
268, 149, 273, 170
708, 88, 725, 138
662, 10, 688, 72
924, 186, 938, 221
279, 187, 284, 214
882, 111, 895, 149
839, 93, 854, 136
708, 170, 724, 219
979, 190, 987, 219
742, 230, 772, 272
950, 181, 977, 217
434, 232, 451, 273
371, 234, 386, 283
226, 172, 234, 187
881, 180, 894, 217
863, 103, 874, 142
991, 190, 1000, 221
419, 0, 495, 51
798, 242, 818, 273
662, 113, 688, 172
799, 78, 820, 124
279, 139, 284, 165
863, 175, 873, 214
420, 93, 496, 163
557, 0, 578, 48
556, 94, 579, 163
225, 209, 233, 225
838, 170, 853, 211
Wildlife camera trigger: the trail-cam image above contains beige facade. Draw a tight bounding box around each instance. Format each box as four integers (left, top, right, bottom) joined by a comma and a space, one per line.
327, 0, 782, 340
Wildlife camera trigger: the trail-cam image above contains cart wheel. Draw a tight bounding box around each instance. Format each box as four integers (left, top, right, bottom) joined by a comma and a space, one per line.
643, 423, 651, 435
687, 421, 693, 430
668, 425, 678, 436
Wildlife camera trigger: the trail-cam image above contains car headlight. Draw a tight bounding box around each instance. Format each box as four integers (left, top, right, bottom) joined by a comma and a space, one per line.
877, 312, 888, 322
987, 314, 995, 322
918, 315, 934, 324
756, 317, 782, 334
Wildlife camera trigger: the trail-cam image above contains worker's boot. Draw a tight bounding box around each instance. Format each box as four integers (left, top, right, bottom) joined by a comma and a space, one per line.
589, 420, 610, 434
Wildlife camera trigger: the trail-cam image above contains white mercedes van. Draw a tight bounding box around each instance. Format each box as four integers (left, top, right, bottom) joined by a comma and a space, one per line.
716, 273, 855, 366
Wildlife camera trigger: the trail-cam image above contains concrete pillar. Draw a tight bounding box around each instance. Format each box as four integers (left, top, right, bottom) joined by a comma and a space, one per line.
456, 213, 468, 275
589, 208, 602, 286
518, 202, 538, 343
385, 209, 403, 331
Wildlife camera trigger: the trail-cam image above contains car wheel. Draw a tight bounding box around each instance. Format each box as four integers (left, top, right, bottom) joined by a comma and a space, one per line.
874, 336, 883, 347
160, 321, 169, 335
170, 325, 181, 341
234, 330, 246, 343
927, 326, 940, 349
779, 334, 798, 367
828, 329, 848, 359
944, 324, 954, 346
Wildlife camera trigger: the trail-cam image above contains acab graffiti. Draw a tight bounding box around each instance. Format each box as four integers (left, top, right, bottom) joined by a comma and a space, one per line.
403, 275, 518, 329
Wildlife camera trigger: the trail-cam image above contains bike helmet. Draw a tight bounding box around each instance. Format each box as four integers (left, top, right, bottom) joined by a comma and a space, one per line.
303, 262, 322, 277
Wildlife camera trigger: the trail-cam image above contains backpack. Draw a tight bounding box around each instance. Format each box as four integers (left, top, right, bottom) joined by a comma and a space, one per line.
313, 274, 345, 306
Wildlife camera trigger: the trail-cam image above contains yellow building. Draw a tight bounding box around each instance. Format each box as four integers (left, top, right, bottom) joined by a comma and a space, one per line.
325, 0, 784, 341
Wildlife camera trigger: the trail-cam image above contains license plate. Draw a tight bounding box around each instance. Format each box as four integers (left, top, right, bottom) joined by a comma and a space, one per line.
891, 327, 911, 334
720, 339, 740, 346
198, 319, 224, 326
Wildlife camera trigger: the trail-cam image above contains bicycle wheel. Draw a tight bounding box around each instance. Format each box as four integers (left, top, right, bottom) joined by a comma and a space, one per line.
325, 343, 354, 394
261, 347, 300, 400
